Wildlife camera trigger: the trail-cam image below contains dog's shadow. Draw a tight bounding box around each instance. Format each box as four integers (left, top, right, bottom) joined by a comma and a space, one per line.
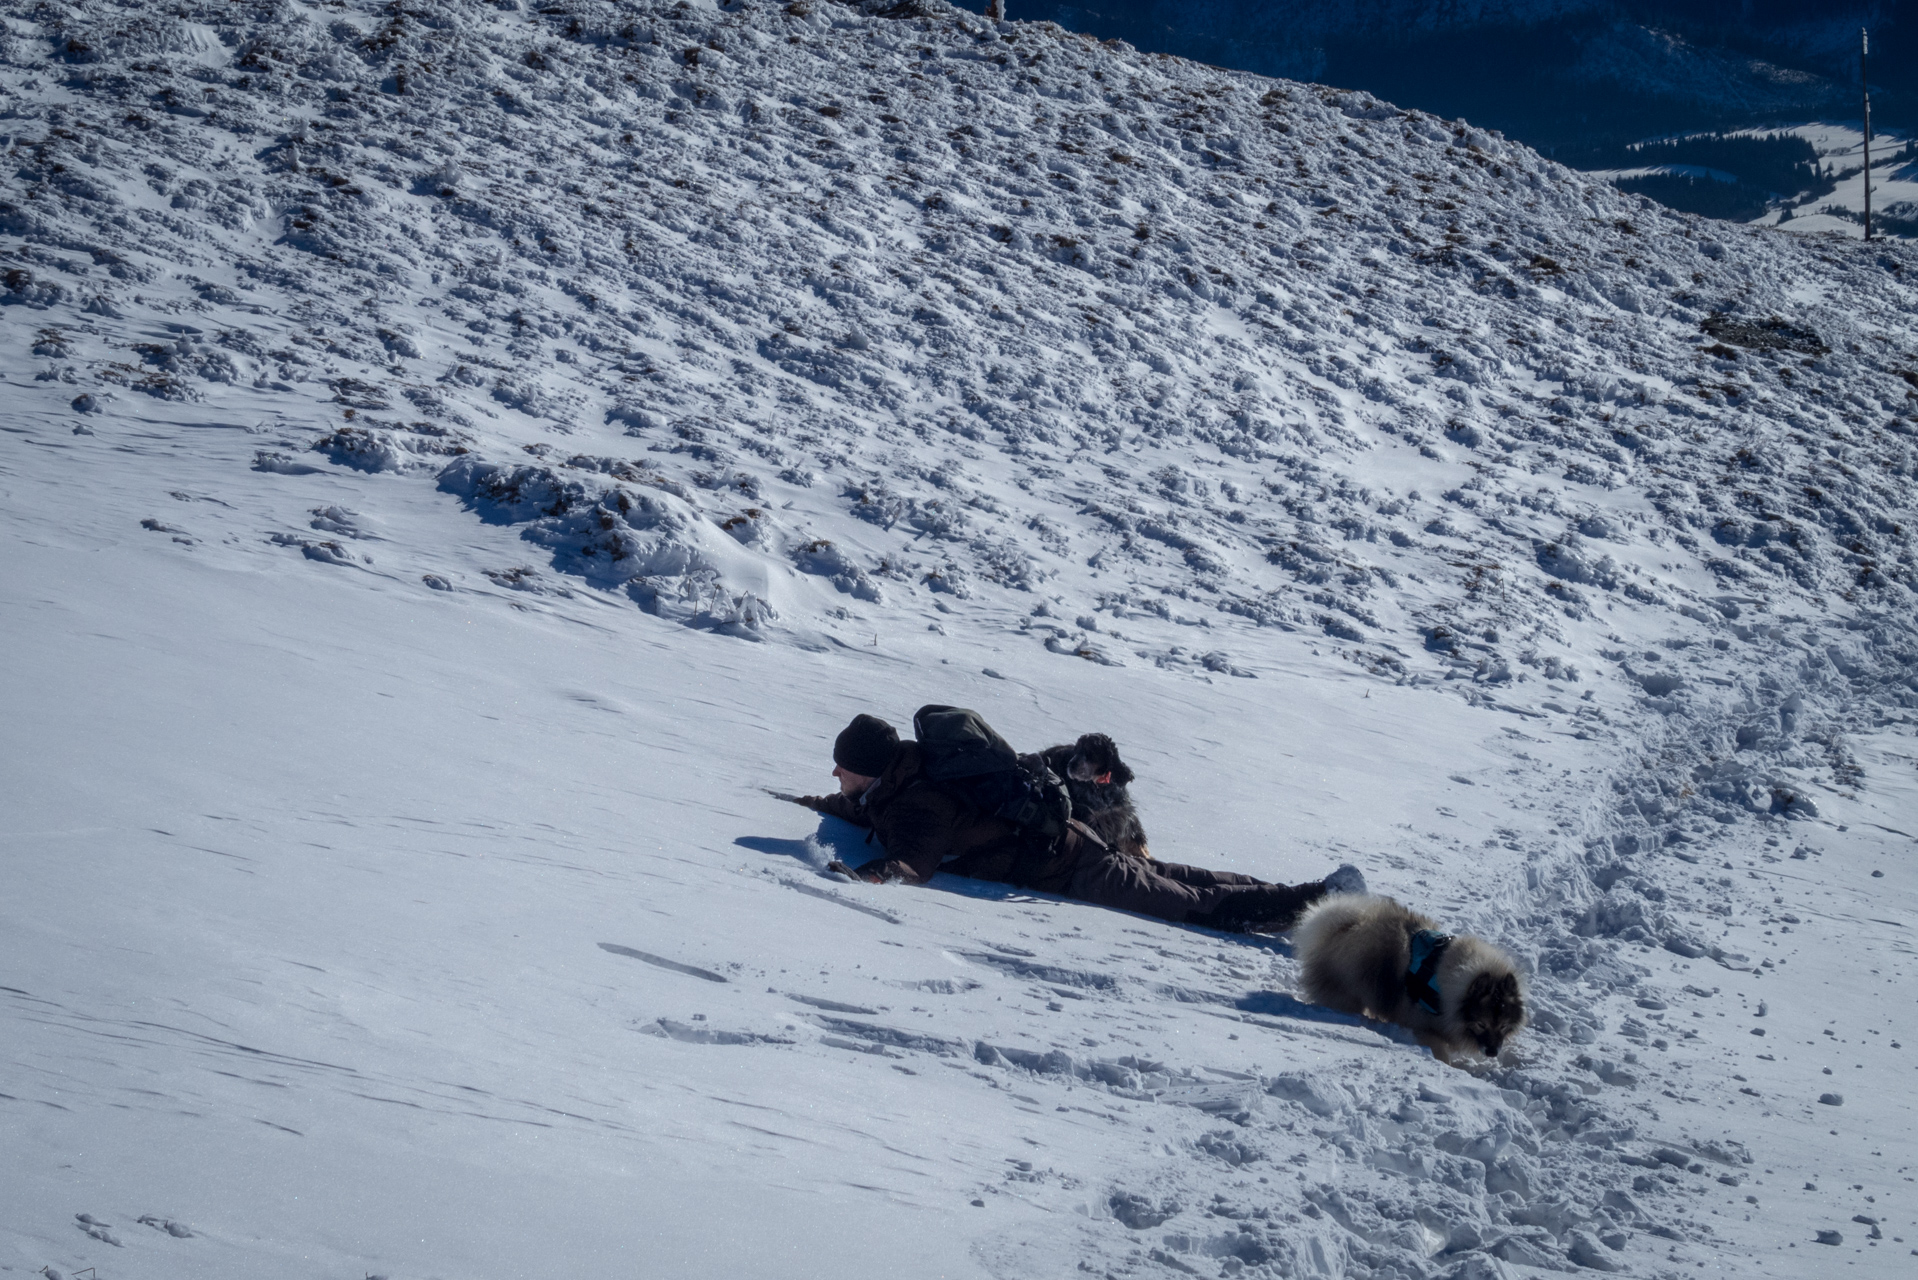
1237, 991, 1420, 1046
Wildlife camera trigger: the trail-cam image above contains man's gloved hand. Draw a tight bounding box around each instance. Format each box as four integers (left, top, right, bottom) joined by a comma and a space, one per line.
763, 787, 804, 803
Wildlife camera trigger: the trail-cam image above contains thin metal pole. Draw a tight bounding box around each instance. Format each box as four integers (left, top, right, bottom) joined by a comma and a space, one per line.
1863, 27, 1873, 242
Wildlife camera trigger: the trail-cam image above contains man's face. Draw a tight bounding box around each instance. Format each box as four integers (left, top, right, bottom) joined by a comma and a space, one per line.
833, 763, 877, 796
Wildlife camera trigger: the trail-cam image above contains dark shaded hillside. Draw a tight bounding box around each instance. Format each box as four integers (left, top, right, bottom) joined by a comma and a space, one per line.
975, 1, 1909, 155
1573, 132, 1833, 221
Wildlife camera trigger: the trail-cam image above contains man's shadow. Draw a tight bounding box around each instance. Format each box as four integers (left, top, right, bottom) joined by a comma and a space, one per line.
734, 823, 1330, 926
733, 813, 871, 871
737, 817, 1408, 1041
733, 816, 1086, 906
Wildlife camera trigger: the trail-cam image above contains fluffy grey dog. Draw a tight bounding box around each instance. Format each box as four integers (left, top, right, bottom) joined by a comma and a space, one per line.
1293, 893, 1526, 1063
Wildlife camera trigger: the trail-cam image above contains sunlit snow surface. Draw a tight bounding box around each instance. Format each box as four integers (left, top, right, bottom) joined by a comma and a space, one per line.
3, 2, 1917, 1277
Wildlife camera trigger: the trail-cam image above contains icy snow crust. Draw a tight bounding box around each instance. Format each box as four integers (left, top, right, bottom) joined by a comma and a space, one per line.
3, 1, 1917, 1277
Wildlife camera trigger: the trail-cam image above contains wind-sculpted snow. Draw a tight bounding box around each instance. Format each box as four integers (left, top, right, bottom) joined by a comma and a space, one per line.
6, 3, 1918, 1278
11, 0, 1918, 647
10, 1, 1918, 822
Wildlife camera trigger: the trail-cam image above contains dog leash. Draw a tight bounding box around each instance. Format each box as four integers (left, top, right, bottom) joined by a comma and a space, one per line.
1406, 929, 1453, 1015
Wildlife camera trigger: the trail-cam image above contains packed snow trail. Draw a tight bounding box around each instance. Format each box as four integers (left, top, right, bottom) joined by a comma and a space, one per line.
4, 1, 1917, 1277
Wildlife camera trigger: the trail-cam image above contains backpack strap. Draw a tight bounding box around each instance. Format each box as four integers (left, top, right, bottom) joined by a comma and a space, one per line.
1065, 817, 1107, 851
1406, 929, 1453, 1016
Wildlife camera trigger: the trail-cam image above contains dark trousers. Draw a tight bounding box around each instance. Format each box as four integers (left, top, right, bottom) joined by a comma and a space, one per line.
1062, 842, 1325, 930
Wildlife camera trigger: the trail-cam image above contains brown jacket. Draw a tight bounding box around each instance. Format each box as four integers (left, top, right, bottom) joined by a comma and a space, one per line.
796, 742, 1026, 884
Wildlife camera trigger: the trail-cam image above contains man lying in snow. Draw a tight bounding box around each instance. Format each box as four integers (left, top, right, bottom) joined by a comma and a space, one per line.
782, 710, 1366, 933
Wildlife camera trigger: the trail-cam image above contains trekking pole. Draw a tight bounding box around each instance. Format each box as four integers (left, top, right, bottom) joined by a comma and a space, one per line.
1863, 27, 1873, 242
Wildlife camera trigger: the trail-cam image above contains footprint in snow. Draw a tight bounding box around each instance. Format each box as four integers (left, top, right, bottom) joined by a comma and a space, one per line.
74, 1213, 122, 1245
308, 504, 369, 537
269, 532, 365, 566
137, 1213, 195, 1237
899, 977, 981, 994
251, 450, 322, 475
788, 992, 880, 1015
639, 1017, 793, 1046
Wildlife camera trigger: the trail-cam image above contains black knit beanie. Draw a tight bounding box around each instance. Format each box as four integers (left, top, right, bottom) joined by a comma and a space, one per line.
833, 714, 899, 778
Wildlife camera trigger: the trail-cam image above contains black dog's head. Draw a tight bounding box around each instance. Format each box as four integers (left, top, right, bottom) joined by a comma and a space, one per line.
1459, 970, 1526, 1059
1065, 733, 1134, 787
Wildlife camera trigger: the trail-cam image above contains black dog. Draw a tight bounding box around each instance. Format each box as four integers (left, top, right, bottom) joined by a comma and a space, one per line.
1041, 733, 1148, 858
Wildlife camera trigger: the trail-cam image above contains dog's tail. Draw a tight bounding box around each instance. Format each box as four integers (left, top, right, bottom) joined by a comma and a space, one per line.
1292, 892, 1371, 950
1292, 893, 1380, 1007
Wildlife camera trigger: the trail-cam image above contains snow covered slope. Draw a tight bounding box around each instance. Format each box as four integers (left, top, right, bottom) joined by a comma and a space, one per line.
5, 2, 1918, 1277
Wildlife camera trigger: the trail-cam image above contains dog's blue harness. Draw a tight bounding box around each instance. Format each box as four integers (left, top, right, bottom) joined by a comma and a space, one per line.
1406, 929, 1454, 1015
